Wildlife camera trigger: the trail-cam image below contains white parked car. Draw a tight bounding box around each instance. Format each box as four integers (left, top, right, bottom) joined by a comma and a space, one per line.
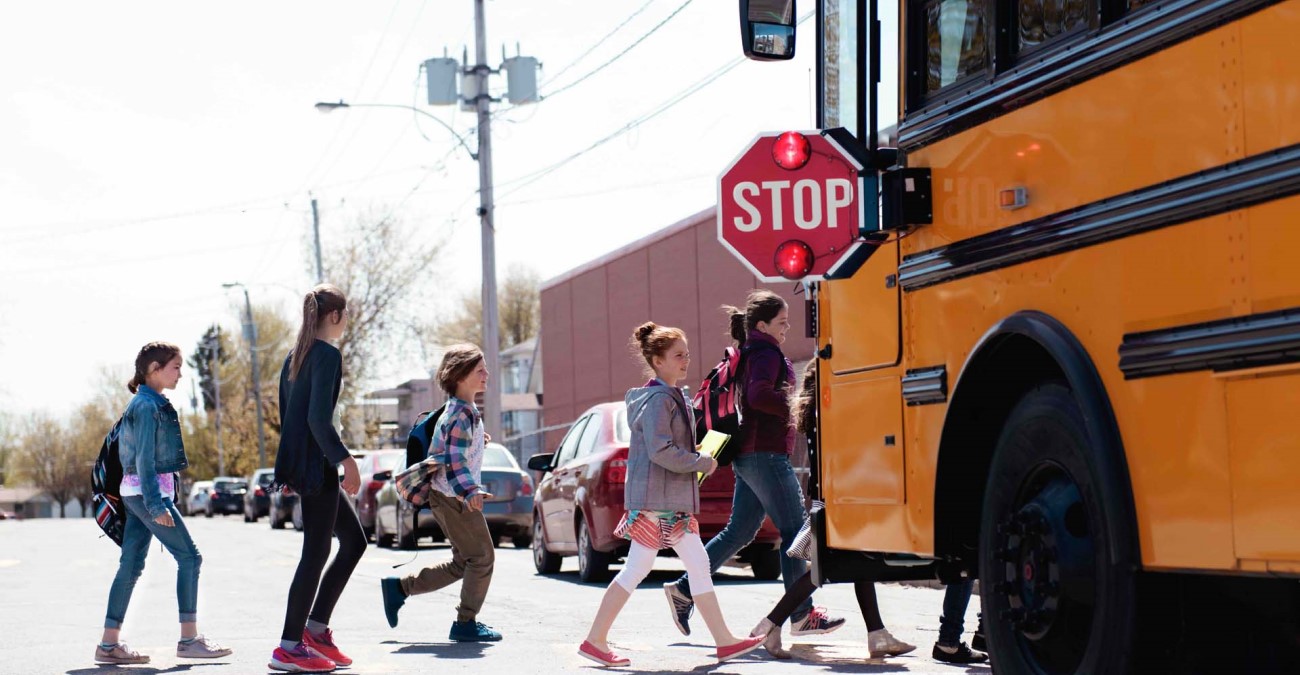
187, 480, 213, 516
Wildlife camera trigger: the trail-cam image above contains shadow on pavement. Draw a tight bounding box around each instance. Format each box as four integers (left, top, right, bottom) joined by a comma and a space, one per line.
66, 665, 227, 675
383, 639, 494, 659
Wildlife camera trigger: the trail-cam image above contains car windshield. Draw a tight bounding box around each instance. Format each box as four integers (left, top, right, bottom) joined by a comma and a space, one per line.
482, 445, 517, 469
614, 407, 630, 444
214, 480, 245, 492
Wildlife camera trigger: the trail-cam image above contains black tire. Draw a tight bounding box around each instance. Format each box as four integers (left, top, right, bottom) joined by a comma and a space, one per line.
750, 547, 782, 580
576, 515, 611, 583
979, 384, 1137, 675
270, 510, 286, 530
532, 516, 562, 574
376, 513, 395, 548
489, 527, 503, 548
512, 534, 532, 549
205, 506, 213, 518
397, 508, 417, 550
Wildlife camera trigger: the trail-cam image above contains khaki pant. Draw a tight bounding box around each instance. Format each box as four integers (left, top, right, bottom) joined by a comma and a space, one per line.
400, 490, 495, 622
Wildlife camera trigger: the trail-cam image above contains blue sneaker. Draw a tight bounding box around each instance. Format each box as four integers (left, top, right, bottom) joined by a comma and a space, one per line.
381, 577, 406, 628
449, 620, 502, 642
663, 582, 694, 636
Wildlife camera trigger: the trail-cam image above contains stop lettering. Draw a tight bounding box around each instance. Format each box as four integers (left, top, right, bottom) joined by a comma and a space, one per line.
717, 130, 870, 281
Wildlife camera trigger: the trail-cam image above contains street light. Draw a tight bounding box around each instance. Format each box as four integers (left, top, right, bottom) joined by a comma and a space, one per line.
223, 281, 267, 470
314, 100, 477, 160
313, 95, 504, 441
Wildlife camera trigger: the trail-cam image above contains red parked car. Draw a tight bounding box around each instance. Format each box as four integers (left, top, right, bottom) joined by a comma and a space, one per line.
354, 449, 404, 541
528, 402, 783, 583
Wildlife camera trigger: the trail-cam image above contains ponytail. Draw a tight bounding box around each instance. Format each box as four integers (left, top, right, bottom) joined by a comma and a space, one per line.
724, 290, 787, 345
289, 283, 347, 381
127, 342, 182, 394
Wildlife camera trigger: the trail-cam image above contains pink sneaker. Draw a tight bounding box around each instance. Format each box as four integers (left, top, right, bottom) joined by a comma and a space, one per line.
716, 635, 766, 663
578, 640, 631, 667
269, 643, 336, 673
303, 629, 352, 667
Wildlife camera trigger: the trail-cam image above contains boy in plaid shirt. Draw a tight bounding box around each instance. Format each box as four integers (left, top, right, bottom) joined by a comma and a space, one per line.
381, 344, 503, 643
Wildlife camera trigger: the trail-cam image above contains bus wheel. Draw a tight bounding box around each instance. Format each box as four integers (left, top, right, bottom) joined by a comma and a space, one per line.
978, 384, 1136, 675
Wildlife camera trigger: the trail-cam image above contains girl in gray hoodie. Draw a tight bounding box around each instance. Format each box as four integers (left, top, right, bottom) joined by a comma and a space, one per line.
578, 322, 766, 668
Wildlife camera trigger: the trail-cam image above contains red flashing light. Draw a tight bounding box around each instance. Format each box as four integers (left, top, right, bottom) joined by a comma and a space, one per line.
772, 131, 811, 170
774, 240, 815, 279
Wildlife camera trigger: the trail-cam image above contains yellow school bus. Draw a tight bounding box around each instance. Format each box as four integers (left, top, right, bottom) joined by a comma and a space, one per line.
735, 1, 1300, 672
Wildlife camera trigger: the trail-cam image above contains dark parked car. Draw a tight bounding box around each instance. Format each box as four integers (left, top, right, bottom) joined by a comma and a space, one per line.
355, 450, 404, 540
206, 477, 247, 517
374, 443, 534, 550
269, 486, 298, 530
243, 468, 275, 522
529, 402, 783, 583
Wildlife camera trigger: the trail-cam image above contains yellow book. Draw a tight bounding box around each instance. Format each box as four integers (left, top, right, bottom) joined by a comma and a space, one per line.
697, 430, 731, 485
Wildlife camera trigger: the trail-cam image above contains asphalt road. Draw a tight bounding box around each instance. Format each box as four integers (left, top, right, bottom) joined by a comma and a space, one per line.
0, 517, 988, 675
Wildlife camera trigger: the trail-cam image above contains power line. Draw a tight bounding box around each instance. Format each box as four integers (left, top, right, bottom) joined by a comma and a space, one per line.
541, 0, 695, 101
539, 0, 660, 87
496, 8, 814, 199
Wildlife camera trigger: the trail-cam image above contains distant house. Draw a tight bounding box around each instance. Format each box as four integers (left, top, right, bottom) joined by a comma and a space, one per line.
500, 338, 544, 462
0, 486, 84, 519
366, 378, 445, 449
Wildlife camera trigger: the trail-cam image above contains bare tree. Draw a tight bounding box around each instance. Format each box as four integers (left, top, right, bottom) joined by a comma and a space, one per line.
320, 211, 445, 438
12, 413, 83, 517
432, 263, 542, 350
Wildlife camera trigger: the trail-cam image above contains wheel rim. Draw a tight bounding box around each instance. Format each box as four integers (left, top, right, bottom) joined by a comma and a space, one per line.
578, 521, 590, 577
992, 463, 1096, 674
532, 518, 545, 568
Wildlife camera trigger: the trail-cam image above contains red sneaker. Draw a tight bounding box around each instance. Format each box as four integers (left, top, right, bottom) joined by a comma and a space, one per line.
269, 643, 335, 673
716, 635, 766, 663
578, 640, 631, 667
303, 629, 352, 667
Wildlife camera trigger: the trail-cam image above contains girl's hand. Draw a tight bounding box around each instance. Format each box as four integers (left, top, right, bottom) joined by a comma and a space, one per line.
699, 455, 719, 477
154, 512, 175, 528
340, 457, 361, 496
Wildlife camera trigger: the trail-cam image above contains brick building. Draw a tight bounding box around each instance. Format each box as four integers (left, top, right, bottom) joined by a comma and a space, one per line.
540, 207, 814, 449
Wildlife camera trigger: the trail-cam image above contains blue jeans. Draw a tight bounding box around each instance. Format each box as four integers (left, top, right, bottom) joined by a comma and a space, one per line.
104, 496, 201, 629
675, 451, 811, 618
939, 580, 975, 646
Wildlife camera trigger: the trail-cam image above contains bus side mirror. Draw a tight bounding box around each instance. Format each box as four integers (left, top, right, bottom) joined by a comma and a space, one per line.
740, 0, 796, 61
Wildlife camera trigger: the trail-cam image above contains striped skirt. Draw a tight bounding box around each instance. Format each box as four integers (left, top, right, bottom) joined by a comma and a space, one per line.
613, 510, 700, 550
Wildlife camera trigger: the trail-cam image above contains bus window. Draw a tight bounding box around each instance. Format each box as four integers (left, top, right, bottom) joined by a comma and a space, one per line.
923, 0, 991, 95
1014, 0, 1091, 55
821, 0, 860, 136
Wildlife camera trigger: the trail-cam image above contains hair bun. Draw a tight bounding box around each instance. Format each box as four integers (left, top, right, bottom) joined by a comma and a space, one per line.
634, 321, 658, 344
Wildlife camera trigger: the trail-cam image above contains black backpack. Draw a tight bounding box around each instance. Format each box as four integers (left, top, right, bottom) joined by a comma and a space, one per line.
91, 418, 126, 546
405, 403, 448, 469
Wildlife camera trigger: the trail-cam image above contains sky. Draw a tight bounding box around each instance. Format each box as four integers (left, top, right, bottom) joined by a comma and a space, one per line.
0, 1, 850, 416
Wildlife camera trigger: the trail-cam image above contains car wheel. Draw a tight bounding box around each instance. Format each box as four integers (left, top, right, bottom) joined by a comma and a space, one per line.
270, 508, 285, 530
205, 505, 213, 518
512, 534, 533, 549
376, 511, 395, 548
750, 547, 782, 580
292, 502, 303, 532
532, 515, 562, 574
489, 526, 504, 548
979, 384, 1138, 675
577, 514, 611, 583
396, 506, 417, 550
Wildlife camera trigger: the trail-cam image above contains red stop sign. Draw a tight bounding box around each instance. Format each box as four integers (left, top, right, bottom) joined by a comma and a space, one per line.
717, 130, 872, 281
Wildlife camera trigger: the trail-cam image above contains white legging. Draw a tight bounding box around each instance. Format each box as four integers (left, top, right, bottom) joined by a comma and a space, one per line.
613, 531, 715, 595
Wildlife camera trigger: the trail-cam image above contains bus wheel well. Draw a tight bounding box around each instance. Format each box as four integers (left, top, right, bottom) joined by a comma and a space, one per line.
933, 311, 1132, 567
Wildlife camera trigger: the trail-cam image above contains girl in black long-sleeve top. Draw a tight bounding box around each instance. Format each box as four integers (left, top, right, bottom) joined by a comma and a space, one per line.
269, 284, 366, 674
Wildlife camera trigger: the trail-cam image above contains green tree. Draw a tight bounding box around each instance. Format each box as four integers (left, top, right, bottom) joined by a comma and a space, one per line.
187, 324, 231, 412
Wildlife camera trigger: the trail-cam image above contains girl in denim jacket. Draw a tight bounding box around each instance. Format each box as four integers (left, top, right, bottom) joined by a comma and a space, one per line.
96, 342, 231, 665
578, 322, 766, 667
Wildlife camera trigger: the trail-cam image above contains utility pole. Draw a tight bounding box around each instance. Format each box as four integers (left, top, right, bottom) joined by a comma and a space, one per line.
474, 0, 503, 441
209, 328, 225, 477
311, 197, 324, 283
